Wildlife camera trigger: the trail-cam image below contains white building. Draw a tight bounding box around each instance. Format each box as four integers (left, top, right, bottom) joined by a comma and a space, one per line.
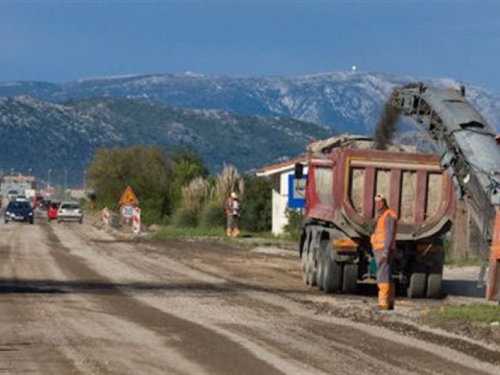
256, 156, 308, 235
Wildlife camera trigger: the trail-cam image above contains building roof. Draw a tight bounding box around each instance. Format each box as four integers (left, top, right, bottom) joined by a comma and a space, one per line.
2, 175, 36, 183
256, 156, 308, 177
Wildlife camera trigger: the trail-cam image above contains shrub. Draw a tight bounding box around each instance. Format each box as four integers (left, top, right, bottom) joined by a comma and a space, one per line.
171, 207, 199, 228
284, 208, 304, 241
239, 175, 272, 232
199, 201, 226, 230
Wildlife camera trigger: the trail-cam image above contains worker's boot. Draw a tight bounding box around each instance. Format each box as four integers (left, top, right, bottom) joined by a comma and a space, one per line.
226, 228, 232, 237
388, 283, 396, 310
233, 228, 240, 237
377, 283, 391, 310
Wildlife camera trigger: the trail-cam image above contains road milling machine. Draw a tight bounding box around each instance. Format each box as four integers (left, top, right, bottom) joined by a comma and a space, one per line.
389, 83, 500, 301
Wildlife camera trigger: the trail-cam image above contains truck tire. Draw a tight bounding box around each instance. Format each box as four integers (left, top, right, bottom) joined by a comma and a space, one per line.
407, 272, 426, 298
301, 250, 308, 285
342, 264, 358, 293
307, 250, 317, 287
323, 255, 342, 293
316, 240, 330, 290
426, 273, 442, 299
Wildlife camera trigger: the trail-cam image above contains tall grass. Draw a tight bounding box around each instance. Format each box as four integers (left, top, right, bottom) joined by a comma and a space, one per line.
215, 163, 245, 204
171, 163, 245, 229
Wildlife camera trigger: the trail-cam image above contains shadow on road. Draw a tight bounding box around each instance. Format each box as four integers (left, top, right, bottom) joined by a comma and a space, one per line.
0, 278, 314, 296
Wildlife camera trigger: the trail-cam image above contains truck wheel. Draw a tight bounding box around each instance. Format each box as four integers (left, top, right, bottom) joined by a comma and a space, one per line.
342, 264, 358, 293
426, 273, 442, 299
323, 256, 342, 293
306, 250, 317, 287
316, 249, 325, 291
301, 250, 309, 285
407, 272, 426, 298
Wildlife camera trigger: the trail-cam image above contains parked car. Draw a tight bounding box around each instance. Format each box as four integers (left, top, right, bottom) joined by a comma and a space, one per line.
57, 201, 83, 224
4, 200, 34, 224
47, 202, 60, 221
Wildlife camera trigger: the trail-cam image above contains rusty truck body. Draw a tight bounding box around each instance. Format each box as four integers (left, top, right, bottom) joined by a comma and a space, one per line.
298, 139, 455, 298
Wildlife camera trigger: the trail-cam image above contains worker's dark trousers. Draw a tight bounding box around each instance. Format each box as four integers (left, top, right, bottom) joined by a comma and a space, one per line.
374, 251, 395, 309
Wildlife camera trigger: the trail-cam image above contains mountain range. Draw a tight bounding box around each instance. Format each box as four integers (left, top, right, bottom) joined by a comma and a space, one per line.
1, 71, 499, 186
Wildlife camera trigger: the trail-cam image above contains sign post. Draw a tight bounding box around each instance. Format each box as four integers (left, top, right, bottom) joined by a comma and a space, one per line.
119, 186, 140, 226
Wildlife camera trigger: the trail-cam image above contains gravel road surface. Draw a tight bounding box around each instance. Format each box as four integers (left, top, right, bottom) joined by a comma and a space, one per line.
0, 213, 498, 374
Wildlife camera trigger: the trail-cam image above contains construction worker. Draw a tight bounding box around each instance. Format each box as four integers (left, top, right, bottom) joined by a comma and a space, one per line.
370, 194, 398, 310
224, 192, 242, 237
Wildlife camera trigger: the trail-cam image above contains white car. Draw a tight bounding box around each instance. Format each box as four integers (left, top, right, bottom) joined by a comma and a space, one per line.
57, 201, 83, 224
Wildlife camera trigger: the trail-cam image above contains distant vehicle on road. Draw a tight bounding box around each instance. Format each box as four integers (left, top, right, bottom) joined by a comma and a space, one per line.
4, 200, 34, 224
57, 201, 83, 224
40, 199, 51, 211
47, 202, 60, 221
7, 190, 19, 201
32, 196, 44, 210
15, 195, 28, 202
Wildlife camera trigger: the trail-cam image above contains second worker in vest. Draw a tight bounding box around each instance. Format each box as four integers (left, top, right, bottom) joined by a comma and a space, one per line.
370, 194, 398, 310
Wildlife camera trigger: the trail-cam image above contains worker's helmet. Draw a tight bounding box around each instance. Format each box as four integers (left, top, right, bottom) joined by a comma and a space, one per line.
374, 194, 386, 203
231, 192, 238, 199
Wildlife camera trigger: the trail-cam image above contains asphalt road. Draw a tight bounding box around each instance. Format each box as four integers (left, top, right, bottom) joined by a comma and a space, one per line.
0, 213, 498, 374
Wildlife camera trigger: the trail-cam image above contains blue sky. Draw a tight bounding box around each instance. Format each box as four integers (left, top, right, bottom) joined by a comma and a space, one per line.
1, 1, 500, 95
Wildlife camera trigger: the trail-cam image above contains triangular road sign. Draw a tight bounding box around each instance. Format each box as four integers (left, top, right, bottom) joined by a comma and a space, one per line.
119, 186, 139, 206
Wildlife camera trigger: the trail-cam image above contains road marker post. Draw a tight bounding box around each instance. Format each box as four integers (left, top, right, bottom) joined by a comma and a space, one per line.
132, 207, 141, 234
102, 207, 110, 225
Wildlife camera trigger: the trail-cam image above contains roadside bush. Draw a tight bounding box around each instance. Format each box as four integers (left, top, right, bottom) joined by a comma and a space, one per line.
198, 201, 226, 230
284, 209, 304, 241
239, 175, 272, 232
171, 207, 199, 228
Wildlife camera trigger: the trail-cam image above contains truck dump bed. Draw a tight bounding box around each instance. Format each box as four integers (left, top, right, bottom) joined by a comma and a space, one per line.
305, 147, 455, 241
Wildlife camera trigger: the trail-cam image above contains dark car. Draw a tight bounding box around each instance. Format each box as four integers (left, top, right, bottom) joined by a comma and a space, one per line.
4, 200, 34, 224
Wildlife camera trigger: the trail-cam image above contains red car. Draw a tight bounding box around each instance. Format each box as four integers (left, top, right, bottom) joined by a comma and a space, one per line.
47, 202, 60, 221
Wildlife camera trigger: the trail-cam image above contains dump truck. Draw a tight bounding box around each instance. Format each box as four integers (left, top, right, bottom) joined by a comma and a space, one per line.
297, 135, 455, 298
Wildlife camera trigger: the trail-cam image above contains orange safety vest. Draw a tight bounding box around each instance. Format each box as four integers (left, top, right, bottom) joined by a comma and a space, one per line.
370, 208, 397, 252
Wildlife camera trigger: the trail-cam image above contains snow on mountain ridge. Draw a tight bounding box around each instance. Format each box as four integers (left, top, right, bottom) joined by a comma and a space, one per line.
0, 71, 499, 133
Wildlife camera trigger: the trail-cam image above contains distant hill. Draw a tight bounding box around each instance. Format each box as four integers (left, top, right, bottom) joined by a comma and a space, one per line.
1, 71, 499, 133
0, 96, 334, 186
1, 71, 499, 187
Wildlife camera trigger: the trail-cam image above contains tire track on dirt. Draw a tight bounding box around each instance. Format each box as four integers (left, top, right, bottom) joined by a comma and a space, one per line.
56, 224, 500, 374
46, 222, 286, 375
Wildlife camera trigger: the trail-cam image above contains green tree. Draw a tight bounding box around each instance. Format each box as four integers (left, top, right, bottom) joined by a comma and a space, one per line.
86, 145, 173, 223
239, 175, 273, 232
168, 147, 209, 210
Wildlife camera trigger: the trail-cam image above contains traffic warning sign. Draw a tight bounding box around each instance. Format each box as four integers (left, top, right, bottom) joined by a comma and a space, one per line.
119, 186, 139, 206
